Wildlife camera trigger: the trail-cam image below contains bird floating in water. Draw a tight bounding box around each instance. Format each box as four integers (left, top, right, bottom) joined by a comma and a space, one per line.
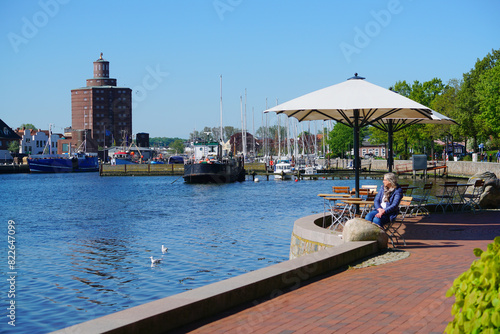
150, 256, 162, 265
162, 245, 168, 253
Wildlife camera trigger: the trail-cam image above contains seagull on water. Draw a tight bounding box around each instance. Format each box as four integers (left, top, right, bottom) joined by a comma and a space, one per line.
162, 245, 168, 253
150, 256, 162, 265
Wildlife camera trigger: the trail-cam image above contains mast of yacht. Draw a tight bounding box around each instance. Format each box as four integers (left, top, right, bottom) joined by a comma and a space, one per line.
314, 121, 318, 156
219, 75, 224, 158
277, 100, 281, 160
240, 95, 244, 157
286, 117, 292, 158
265, 98, 268, 160
243, 89, 247, 159
252, 107, 255, 158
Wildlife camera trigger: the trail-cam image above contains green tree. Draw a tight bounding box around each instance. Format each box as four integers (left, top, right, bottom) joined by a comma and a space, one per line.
169, 139, 185, 154
8, 141, 19, 153
456, 48, 500, 151
326, 122, 368, 158
20, 123, 37, 131
149, 137, 185, 147
476, 64, 500, 138
388, 78, 446, 157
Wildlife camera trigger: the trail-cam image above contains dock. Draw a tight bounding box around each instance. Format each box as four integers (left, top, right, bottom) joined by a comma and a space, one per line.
99, 162, 387, 180
99, 163, 185, 176
394, 160, 448, 177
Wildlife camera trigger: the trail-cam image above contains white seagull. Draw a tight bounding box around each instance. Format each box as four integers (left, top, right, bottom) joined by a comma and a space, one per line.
150, 256, 162, 265
161, 245, 168, 253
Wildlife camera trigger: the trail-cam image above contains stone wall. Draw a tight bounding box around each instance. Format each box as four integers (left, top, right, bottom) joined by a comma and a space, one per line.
345, 159, 500, 178
289, 213, 343, 259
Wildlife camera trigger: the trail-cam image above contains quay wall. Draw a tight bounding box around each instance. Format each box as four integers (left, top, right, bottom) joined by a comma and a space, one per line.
289, 213, 343, 259
332, 159, 500, 178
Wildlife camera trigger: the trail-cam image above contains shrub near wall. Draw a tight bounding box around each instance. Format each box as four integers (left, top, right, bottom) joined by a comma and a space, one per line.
445, 236, 500, 333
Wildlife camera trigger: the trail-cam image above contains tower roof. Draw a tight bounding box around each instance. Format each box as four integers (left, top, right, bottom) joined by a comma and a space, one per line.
95, 52, 108, 62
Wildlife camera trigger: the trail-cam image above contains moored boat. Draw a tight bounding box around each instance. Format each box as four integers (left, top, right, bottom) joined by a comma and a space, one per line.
183, 141, 245, 184
28, 152, 98, 173
27, 124, 99, 173
273, 159, 293, 180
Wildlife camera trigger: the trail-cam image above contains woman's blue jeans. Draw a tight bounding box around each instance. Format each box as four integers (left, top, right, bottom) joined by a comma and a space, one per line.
365, 210, 390, 227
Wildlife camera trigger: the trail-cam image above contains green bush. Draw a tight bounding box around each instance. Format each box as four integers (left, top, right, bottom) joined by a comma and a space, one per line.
463, 155, 472, 161
445, 236, 500, 333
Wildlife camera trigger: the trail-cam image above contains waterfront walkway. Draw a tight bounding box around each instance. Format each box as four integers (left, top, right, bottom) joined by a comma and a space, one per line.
175, 210, 500, 334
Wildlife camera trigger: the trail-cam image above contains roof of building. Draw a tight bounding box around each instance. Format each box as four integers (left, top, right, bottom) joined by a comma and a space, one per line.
71, 86, 131, 91
0, 119, 22, 140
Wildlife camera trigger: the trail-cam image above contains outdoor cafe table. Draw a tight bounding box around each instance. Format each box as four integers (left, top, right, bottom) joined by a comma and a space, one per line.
436, 183, 473, 212
340, 198, 375, 219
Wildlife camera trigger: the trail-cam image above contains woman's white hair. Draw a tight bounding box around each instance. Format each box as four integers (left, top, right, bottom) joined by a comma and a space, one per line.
384, 172, 399, 188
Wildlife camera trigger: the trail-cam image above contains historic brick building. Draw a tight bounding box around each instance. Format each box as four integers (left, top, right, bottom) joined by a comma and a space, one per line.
71, 53, 132, 149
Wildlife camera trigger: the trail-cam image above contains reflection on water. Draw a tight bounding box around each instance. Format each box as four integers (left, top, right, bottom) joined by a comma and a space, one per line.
0, 172, 465, 332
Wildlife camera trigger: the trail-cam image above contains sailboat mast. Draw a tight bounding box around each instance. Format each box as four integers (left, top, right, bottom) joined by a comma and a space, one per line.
219, 75, 223, 143
252, 107, 255, 157
240, 95, 244, 157
219, 75, 224, 159
243, 89, 247, 158
277, 98, 281, 159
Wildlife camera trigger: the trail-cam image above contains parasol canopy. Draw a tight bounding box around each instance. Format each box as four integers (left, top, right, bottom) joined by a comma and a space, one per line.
264, 74, 436, 196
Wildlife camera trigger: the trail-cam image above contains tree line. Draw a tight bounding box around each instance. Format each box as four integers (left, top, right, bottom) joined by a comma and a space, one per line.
328, 48, 500, 159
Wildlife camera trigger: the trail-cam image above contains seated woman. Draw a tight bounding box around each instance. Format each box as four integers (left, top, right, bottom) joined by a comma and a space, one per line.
365, 173, 403, 227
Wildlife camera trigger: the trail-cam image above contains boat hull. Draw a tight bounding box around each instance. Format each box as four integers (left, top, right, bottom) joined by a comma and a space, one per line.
183, 162, 245, 184
28, 156, 99, 173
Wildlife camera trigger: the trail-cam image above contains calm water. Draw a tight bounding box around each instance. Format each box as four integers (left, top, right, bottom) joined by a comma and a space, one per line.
0, 172, 448, 332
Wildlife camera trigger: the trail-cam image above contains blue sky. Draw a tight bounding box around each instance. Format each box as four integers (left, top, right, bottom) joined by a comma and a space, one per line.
1, 0, 499, 139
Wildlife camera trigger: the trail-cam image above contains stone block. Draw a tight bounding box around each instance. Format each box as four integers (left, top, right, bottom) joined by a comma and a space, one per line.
343, 218, 388, 249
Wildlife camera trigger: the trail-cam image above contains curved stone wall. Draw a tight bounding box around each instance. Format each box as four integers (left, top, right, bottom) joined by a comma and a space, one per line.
290, 212, 343, 259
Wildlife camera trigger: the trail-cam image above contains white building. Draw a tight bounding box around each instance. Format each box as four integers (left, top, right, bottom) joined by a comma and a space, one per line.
17, 128, 61, 155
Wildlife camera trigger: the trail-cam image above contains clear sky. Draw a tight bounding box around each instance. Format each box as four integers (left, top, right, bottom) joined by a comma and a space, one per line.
1, 0, 499, 139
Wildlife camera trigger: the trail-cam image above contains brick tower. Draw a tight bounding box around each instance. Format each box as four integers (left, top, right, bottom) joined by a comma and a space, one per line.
71, 53, 132, 149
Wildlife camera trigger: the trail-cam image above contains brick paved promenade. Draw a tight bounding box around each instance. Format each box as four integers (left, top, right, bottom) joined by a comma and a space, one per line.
176, 211, 500, 334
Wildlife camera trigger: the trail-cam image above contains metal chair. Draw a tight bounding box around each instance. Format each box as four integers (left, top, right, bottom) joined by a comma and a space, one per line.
411, 182, 433, 216
384, 196, 412, 247
435, 181, 457, 213
462, 179, 485, 213
359, 192, 376, 218
327, 197, 351, 231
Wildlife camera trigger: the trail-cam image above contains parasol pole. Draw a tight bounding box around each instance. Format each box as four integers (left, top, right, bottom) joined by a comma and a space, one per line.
387, 120, 394, 172
353, 109, 360, 198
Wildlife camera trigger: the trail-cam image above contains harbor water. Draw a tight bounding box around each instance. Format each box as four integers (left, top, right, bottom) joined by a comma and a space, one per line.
1, 172, 451, 332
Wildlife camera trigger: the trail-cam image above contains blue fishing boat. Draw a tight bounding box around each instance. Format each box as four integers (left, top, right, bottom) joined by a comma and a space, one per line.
27, 125, 99, 173
27, 152, 99, 173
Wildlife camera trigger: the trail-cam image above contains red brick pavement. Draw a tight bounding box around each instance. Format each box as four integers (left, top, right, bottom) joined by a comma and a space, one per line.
180, 211, 500, 334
